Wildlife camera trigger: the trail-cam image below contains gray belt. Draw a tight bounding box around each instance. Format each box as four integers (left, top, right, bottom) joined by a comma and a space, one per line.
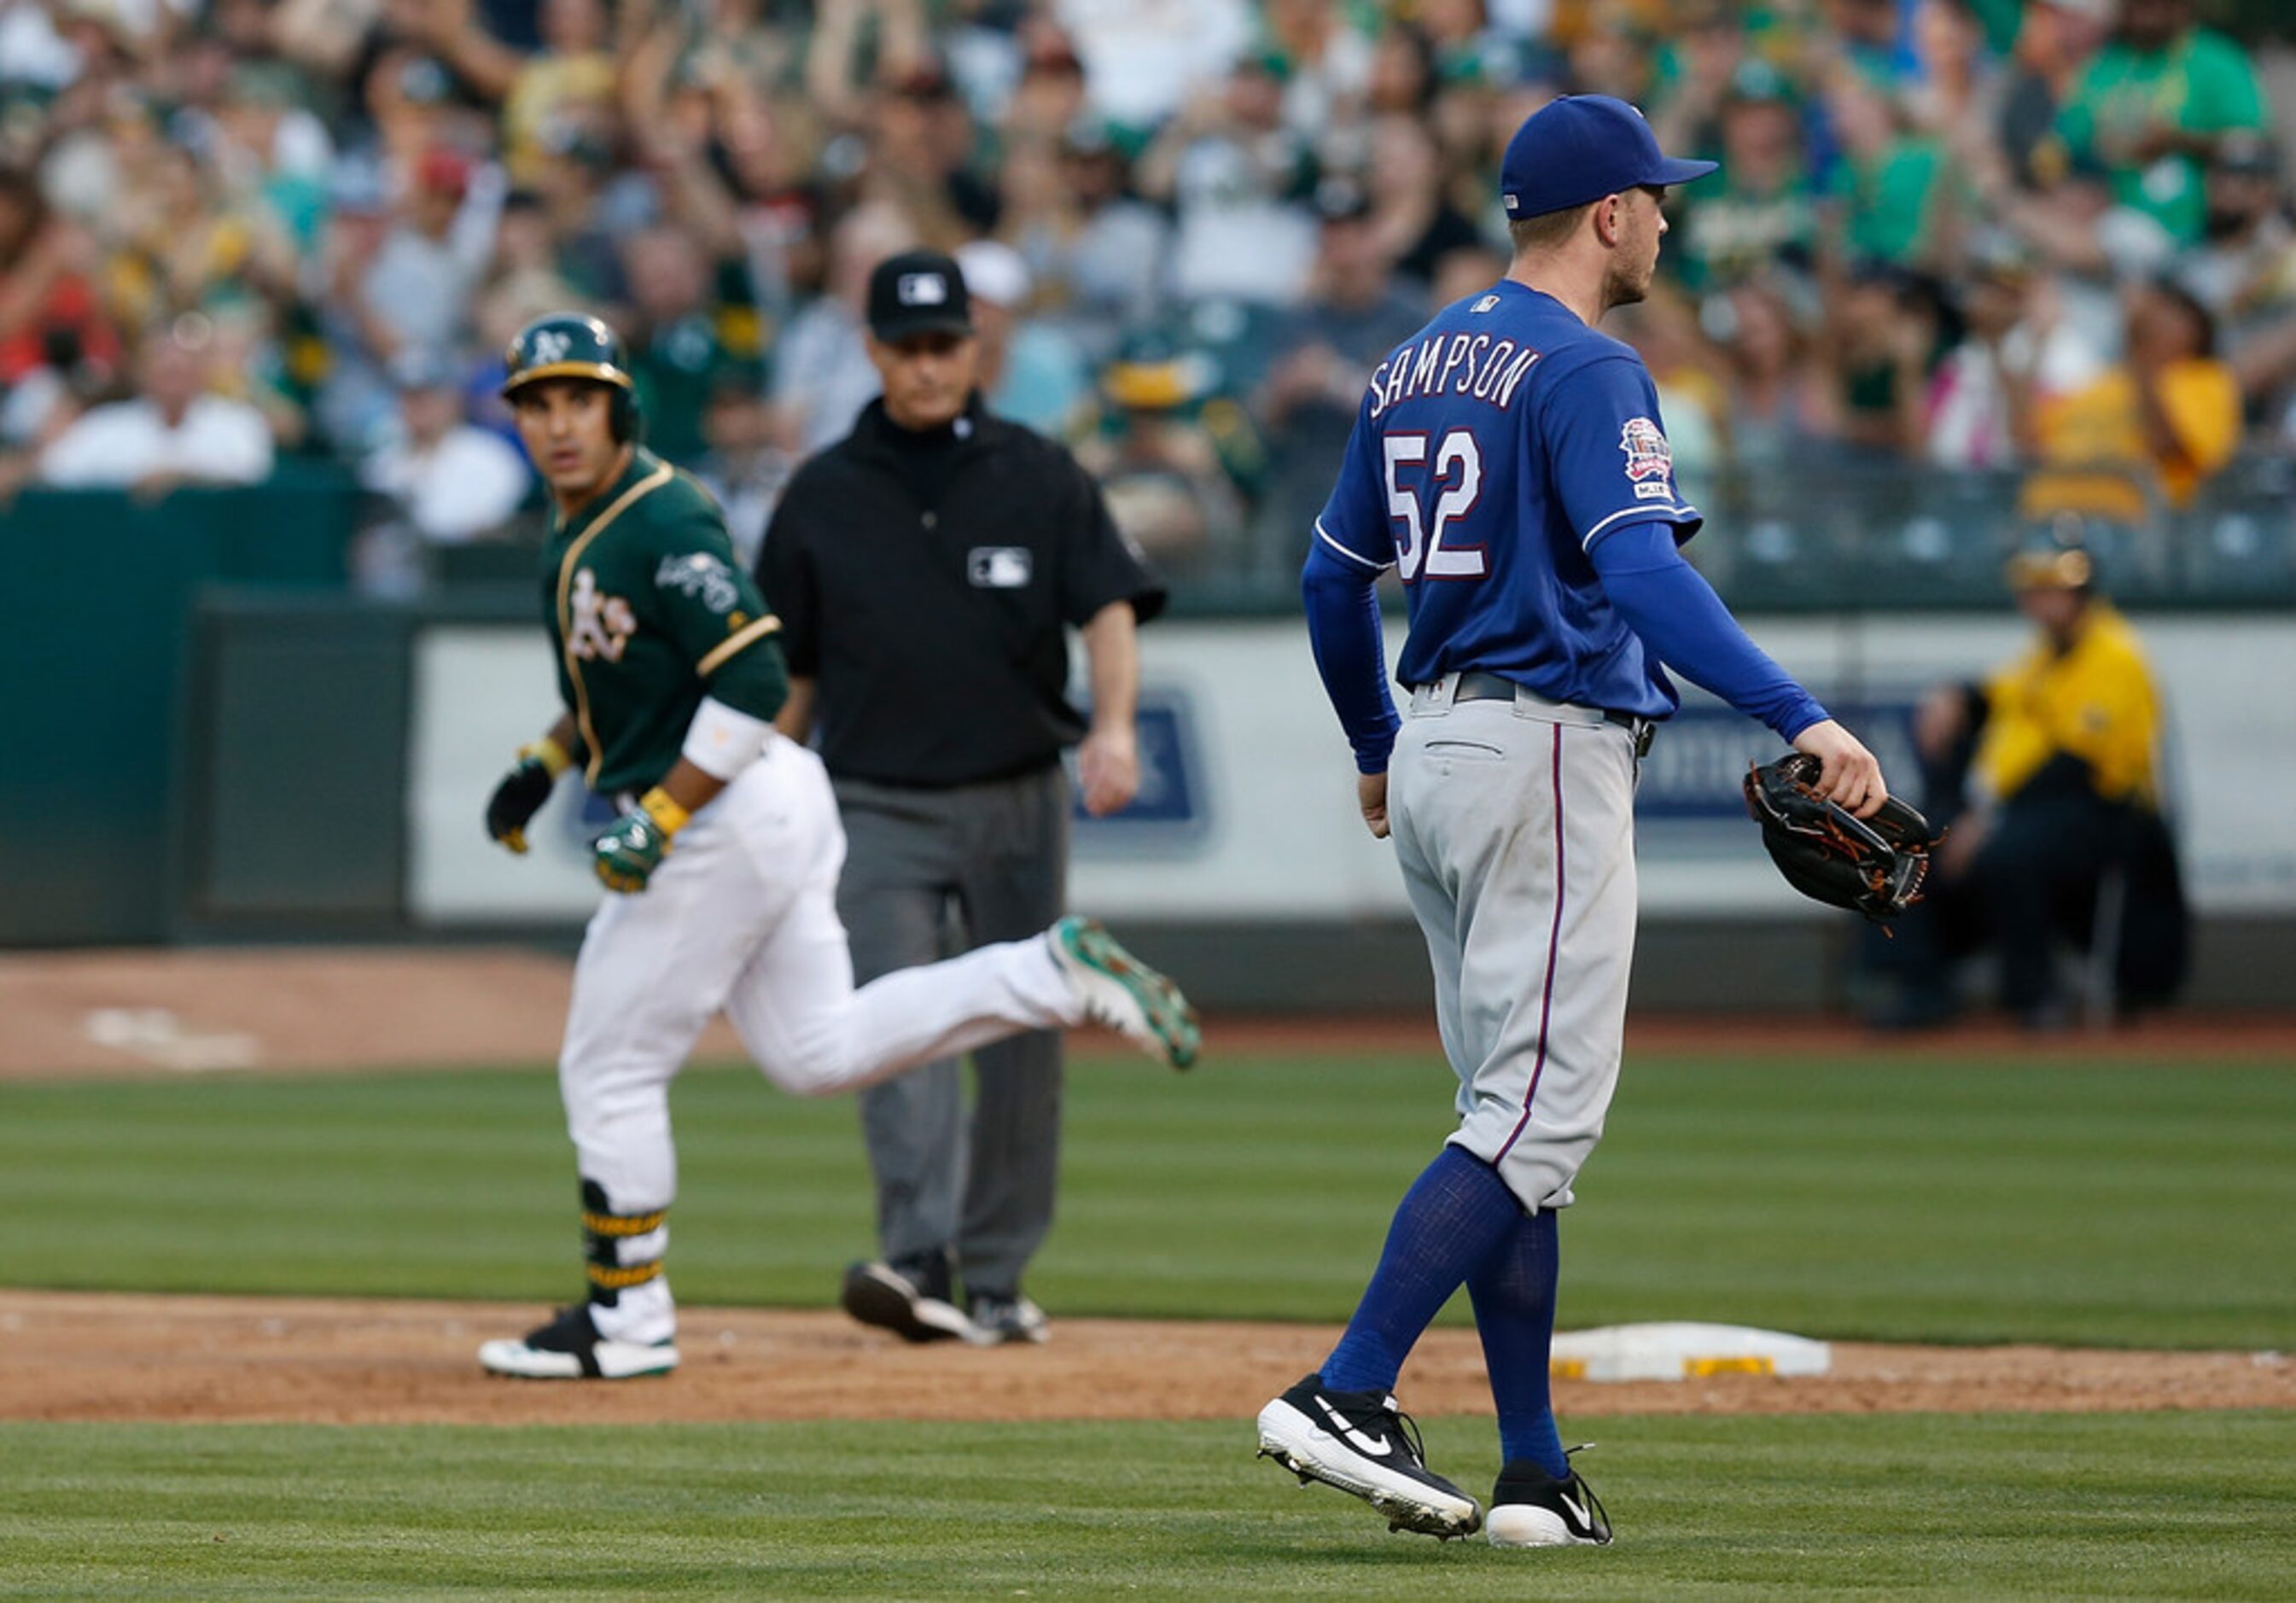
1419, 670, 1657, 758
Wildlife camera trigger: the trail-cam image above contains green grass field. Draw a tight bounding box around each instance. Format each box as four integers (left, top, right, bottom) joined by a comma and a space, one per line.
7, 1046, 2293, 1596
5, 1050, 2293, 1346
7, 1413, 2294, 1599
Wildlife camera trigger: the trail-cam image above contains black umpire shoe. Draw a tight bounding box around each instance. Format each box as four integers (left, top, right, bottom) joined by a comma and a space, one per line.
840, 1250, 977, 1344
1255, 1372, 1483, 1538
963, 1291, 1049, 1346
1486, 1450, 1612, 1548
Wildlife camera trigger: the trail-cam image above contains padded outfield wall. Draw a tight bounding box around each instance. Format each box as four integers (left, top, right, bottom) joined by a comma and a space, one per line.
393, 610, 2296, 1011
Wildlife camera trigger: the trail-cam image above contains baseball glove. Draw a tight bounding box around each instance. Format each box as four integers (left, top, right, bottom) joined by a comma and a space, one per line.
1743, 754, 1937, 924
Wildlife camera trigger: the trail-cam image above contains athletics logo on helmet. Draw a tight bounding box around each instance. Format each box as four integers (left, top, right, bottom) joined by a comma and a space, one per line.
502, 312, 642, 440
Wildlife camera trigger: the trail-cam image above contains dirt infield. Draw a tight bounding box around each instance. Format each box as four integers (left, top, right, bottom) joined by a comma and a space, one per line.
4, 947, 2292, 1081
0, 948, 729, 1078
6, 1291, 2289, 1426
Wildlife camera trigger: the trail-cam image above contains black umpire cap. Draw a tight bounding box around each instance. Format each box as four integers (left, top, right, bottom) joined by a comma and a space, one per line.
868, 249, 974, 341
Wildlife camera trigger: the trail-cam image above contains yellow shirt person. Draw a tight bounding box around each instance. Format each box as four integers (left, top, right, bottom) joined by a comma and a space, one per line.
1976, 595, 2161, 808
2019, 280, 2241, 521
2022, 360, 2240, 517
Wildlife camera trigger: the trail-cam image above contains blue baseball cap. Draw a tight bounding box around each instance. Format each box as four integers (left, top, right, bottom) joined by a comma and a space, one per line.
1501, 95, 1719, 220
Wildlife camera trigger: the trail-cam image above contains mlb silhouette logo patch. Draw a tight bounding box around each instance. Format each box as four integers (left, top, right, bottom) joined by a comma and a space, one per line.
899, 273, 949, 306
968, 547, 1032, 588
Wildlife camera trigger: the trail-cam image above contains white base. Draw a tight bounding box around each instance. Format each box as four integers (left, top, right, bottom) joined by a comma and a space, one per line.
1548, 1321, 1830, 1383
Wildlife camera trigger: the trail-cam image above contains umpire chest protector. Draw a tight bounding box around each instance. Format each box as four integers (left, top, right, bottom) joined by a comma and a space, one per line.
759, 396, 1163, 789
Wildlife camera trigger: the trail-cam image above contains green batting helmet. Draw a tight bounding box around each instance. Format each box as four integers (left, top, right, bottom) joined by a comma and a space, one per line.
501, 312, 641, 441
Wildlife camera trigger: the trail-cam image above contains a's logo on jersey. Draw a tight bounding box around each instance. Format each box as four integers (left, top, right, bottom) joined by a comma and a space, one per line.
568, 568, 637, 662
1619, 417, 1673, 497
655, 552, 741, 614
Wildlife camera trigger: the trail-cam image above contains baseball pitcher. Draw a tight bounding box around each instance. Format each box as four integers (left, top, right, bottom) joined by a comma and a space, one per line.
1262, 98, 1888, 1544
475, 313, 1199, 1381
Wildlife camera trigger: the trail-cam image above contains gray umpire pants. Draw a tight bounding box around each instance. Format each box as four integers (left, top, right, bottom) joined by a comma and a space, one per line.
831, 766, 1069, 1298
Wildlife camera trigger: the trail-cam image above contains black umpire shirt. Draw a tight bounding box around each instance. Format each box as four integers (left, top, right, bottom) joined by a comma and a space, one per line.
758, 394, 1167, 789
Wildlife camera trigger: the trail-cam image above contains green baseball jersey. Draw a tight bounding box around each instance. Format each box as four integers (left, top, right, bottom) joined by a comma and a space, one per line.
540, 446, 789, 794
2054, 27, 2265, 244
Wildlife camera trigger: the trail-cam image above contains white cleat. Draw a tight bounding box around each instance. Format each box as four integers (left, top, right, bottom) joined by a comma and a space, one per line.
1048, 916, 1201, 1070
477, 1303, 679, 1380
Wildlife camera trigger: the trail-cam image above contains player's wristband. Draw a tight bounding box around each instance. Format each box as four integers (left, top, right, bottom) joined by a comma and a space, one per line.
680, 695, 772, 780
637, 787, 691, 838
520, 736, 574, 778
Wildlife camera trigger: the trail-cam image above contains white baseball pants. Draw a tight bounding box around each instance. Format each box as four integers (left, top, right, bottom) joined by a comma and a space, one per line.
558, 737, 1081, 1341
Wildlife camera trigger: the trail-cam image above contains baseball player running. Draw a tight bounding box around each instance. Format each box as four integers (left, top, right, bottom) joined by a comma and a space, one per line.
1261, 97, 1886, 1544
474, 312, 1199, 1381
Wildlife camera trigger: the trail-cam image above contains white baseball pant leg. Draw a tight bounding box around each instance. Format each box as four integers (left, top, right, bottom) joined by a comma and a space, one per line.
558, 738, 1081, 1341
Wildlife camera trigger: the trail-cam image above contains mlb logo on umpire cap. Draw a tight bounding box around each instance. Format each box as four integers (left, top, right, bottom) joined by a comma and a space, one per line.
869, 248, 975, 341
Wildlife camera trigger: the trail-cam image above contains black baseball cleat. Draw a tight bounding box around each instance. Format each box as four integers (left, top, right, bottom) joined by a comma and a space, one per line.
1255, 1372, 1482, 1539
1486, 1448, 1612, 1548
477, 1303, 679, 1379
840, 1251, 977, 1344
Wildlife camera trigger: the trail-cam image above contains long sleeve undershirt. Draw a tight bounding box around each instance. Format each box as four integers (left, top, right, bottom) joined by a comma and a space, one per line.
1301, 521, 1827, 774
1301, 539, 1401, 774
1587, 521, 1827, 742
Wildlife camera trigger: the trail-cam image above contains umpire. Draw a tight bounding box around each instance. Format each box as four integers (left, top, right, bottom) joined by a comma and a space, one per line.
759, 248, 1166, 1346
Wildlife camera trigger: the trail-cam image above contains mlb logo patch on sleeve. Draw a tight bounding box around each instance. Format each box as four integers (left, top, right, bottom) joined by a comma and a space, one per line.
1620, 417, 1674, 498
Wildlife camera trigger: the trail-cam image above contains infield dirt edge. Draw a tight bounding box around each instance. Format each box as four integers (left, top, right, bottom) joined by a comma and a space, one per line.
6, 1290, 2290, 1426
4, 947, 2292, 1081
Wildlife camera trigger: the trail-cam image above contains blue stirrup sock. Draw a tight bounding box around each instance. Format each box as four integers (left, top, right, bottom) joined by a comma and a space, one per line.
1467, 1204, 1570, 1478
1320, 1145, 1525, 1395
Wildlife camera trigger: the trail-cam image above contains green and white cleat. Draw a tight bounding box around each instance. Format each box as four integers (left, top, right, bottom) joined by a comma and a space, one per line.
1050, 916, 1201, 1070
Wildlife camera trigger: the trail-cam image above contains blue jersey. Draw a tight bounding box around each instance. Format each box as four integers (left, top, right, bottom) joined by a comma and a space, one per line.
1314, 280, 1702, 718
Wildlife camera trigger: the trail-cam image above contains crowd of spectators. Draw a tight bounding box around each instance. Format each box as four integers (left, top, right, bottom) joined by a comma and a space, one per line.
1, 0, 2292, 584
